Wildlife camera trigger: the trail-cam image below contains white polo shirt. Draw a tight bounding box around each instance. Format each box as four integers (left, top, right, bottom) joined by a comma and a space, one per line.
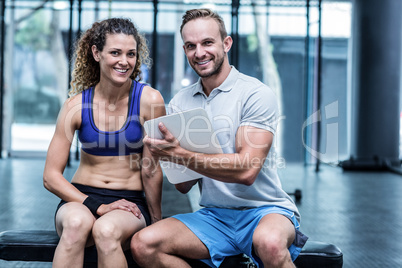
169, 66, 300, 221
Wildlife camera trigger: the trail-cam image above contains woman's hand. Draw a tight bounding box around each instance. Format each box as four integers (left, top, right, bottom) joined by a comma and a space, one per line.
97, 199, 142, 219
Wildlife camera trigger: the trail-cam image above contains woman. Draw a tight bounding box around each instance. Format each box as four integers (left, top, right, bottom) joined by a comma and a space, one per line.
43, 17, 165, 267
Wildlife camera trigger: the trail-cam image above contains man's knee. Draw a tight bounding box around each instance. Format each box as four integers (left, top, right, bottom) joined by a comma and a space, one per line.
131, 228, 154, 251
130, 229, 154, 264
255, 233, 281, 254
254, 234, 291, 266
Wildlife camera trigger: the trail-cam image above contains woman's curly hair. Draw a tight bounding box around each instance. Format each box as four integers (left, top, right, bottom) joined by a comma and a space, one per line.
69, 18, 151, 96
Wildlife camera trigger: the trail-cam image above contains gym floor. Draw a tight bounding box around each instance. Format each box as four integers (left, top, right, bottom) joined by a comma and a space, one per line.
1, 158, 402, 267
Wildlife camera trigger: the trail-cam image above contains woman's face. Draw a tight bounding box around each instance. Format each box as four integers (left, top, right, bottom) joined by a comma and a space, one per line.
93, 33, 137, 86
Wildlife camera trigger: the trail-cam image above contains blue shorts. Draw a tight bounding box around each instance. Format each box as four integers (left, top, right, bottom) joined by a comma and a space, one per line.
173, 206, 308, 268
56, 183, 151, 226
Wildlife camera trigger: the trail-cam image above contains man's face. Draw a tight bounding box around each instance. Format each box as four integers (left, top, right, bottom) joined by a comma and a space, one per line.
182, 18, 229, 78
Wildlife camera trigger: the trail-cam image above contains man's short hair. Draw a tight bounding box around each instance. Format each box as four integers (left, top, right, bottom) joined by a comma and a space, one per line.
180, 8, 228, 41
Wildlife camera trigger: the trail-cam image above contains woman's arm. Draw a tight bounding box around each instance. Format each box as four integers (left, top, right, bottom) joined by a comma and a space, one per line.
43, 95, 88, 203
140, 86, 166, 223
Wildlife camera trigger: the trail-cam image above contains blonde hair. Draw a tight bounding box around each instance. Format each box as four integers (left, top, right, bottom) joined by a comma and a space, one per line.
69, 18, 151, 96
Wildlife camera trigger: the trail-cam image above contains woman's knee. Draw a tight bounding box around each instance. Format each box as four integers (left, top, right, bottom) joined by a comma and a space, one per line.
57, 203, 94, 230
92, 219, 121, 240
59, 213, 94, 246
92, 219, 126, 255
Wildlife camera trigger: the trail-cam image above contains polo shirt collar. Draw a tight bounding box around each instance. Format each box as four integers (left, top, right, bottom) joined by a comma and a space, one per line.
192, 66, 239, 96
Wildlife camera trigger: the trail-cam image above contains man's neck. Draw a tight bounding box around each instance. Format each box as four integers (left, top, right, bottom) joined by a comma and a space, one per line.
201, 64, 232, 96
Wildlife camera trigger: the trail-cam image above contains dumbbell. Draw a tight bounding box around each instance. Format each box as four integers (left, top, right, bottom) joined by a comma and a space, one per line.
288, 189, 302, 201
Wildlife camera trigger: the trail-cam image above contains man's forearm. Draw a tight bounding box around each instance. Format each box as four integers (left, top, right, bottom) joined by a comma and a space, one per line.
173, 150, 261, 185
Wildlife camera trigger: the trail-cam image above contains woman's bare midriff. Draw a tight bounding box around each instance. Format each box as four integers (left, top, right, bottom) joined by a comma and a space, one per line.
71, 150, 143, 191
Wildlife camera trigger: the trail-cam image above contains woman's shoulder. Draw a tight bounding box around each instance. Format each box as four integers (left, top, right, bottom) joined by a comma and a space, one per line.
64, 92, 83, 108
57, 92, 83, 123
141, 85, 164, 105
54, 92, 83, 130
139, 85, 166, 121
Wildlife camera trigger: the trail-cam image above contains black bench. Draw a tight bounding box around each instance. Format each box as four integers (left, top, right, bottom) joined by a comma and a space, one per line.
0, 230, 343, 267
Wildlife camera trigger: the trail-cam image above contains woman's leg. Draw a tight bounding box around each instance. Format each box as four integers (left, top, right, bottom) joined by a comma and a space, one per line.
53, 202, 95, 268
92, 209, 146, 268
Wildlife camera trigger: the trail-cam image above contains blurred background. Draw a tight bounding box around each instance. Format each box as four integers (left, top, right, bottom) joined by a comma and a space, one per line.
2, 0, 401, 171
1, 0, 356, 164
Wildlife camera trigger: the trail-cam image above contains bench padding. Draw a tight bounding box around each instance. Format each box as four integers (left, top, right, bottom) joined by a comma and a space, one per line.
294, 240, 343, 268
0, 230, 127, 267
0, 230, 59, 262
0, 230, 342, 267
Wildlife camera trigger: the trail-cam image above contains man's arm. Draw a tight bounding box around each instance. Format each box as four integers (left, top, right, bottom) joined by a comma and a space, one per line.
143, 123, 273, 186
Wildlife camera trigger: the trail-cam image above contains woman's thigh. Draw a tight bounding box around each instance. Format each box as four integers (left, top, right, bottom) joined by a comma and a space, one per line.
55, 202, 96, 245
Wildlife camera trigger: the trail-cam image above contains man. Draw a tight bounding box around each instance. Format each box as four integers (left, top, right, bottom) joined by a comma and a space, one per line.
131, 8, 307, 268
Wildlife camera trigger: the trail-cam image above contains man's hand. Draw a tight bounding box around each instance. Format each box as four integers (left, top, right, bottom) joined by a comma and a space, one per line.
143, 122, 182, 161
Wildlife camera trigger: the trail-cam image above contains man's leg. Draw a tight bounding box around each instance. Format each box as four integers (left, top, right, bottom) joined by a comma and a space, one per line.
131, 217, 210, 267
252, 213, 296, 268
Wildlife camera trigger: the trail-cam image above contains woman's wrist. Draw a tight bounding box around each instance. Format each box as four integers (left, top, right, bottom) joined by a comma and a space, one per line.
83, 196, 103, 216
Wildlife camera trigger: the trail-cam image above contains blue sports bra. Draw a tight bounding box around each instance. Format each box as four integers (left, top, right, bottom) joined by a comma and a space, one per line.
78, 80, 144, 156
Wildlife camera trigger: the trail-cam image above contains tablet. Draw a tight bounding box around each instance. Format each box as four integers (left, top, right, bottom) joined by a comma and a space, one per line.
144, 108, 222, 184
